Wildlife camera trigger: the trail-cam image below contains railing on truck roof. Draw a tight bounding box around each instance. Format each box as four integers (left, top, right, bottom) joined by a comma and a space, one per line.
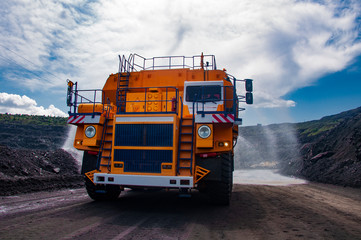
67, 80, 104, 116
119, 54, 217, 72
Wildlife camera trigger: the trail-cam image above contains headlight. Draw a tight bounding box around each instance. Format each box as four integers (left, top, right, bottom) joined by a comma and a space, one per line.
198, 125, 211, 139
85, 126, 96, 138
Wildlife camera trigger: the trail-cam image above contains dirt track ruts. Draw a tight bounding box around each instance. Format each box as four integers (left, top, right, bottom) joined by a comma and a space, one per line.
0, 183, 360, 240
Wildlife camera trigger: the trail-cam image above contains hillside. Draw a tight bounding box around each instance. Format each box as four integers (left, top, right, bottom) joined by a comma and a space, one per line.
0, 114, 82, 196
0, 114, 68, 150
0, 113, 67, 126
236, 106, 361, 187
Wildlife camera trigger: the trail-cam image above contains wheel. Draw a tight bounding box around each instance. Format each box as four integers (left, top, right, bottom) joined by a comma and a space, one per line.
199, 152, 233, 205
81, 151, 97, 175
85, 178, 121, 201
81, 151, 121, 201
210, 152, 233, 205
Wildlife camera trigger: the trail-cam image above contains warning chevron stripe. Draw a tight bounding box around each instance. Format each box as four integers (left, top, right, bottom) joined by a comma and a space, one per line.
67, 115, 100, 124
212, 114, 235, 123
67, 115, 85, 124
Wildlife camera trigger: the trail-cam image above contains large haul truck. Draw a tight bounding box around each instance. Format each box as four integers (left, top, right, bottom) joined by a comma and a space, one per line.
66, 53, 253, 205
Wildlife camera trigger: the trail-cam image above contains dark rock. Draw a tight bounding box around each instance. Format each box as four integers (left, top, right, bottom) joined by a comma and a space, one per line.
0, 123, 82, 196
239, 106, 361, 188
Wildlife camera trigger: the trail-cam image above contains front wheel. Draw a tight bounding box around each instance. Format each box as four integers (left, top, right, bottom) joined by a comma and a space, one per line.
198, 152, 233, 205
85, 178, 121, 201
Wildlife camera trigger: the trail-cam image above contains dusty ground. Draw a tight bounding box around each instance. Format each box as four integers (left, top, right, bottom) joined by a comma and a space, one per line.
1, 183, 360, 240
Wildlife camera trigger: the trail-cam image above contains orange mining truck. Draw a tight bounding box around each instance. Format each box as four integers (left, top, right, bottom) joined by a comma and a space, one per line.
66, 53, 253, 205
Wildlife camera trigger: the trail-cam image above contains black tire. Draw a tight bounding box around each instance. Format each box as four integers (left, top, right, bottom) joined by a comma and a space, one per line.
81, 151, 98, 175
82, 151, 121, 201
200, 152, 233, 205
85, 178, 121, 201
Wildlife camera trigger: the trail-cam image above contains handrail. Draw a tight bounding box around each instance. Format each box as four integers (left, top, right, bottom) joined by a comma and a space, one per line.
96, 102, 112, 171
187, 85, 242, 119
67, 85, 104, 116
128, 54, 217, 71
176, 96, 184, 174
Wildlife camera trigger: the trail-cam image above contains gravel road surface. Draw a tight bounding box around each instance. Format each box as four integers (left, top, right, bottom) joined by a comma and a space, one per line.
1, 182, 360, 240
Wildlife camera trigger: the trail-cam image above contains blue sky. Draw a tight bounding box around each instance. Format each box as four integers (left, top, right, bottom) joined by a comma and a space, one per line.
287, 55, 361, 122
0, 0, 360, 125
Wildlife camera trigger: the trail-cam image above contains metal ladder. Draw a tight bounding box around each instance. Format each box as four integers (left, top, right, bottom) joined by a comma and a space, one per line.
96, 106, 114, 172
176, 98, 195, 175
116, 72, 130, 113
116, 55, 132, 114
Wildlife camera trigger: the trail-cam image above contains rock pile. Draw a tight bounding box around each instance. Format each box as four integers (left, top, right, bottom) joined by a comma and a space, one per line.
0, 123, 83, 196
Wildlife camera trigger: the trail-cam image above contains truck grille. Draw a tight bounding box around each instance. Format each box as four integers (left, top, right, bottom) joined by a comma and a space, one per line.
114, 124, 173, 147
114, 149, 172, 173
113, 123, 174, 173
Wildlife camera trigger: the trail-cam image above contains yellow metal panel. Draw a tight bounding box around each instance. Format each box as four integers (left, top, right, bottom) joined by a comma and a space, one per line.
112, 161, 124, 174
195, 166, 210, 183
161, 91, 176, 112
78, 103, 103, 113
194, 123, 233, 153
85, 169, 99, 183
115, 113, 176, 124
125, 92, 146, 112
196, 124, 213, 148
82, 124, 102, 147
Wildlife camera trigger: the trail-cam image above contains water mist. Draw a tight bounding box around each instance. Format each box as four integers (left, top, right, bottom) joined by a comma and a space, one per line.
62, 125, 83, 166
233, 123, 305, 186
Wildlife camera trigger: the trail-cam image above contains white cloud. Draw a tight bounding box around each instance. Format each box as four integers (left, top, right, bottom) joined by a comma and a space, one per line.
0, 0, 360, 111
0, 92, 67, 117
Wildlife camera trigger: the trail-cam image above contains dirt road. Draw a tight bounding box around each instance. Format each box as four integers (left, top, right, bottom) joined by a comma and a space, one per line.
0, 183, 360, 240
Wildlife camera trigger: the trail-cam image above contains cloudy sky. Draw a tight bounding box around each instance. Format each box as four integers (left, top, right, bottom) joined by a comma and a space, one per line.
0, 0, 360, 125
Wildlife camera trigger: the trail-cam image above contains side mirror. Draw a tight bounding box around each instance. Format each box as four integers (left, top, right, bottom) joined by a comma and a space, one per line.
246, 92, 253, 105
67, 80, 74, 106
245, 79, 253, 92
66, 86, 73, 106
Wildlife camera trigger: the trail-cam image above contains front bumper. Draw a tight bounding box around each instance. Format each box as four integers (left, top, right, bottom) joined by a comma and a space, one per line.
94, 173, 194, 188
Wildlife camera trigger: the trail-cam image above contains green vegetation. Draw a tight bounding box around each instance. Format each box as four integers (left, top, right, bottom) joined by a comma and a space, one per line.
295, 107, 361, 137
297, 120, 341, 137
0, 113, 68, 126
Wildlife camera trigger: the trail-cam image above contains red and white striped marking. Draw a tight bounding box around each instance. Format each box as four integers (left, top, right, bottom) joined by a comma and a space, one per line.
67, 115, 85, 124
212, 114, 235, 123
67, 115, 101, 124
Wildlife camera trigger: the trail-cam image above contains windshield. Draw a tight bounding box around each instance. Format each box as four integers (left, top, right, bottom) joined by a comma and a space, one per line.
186, 85, 221, 102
